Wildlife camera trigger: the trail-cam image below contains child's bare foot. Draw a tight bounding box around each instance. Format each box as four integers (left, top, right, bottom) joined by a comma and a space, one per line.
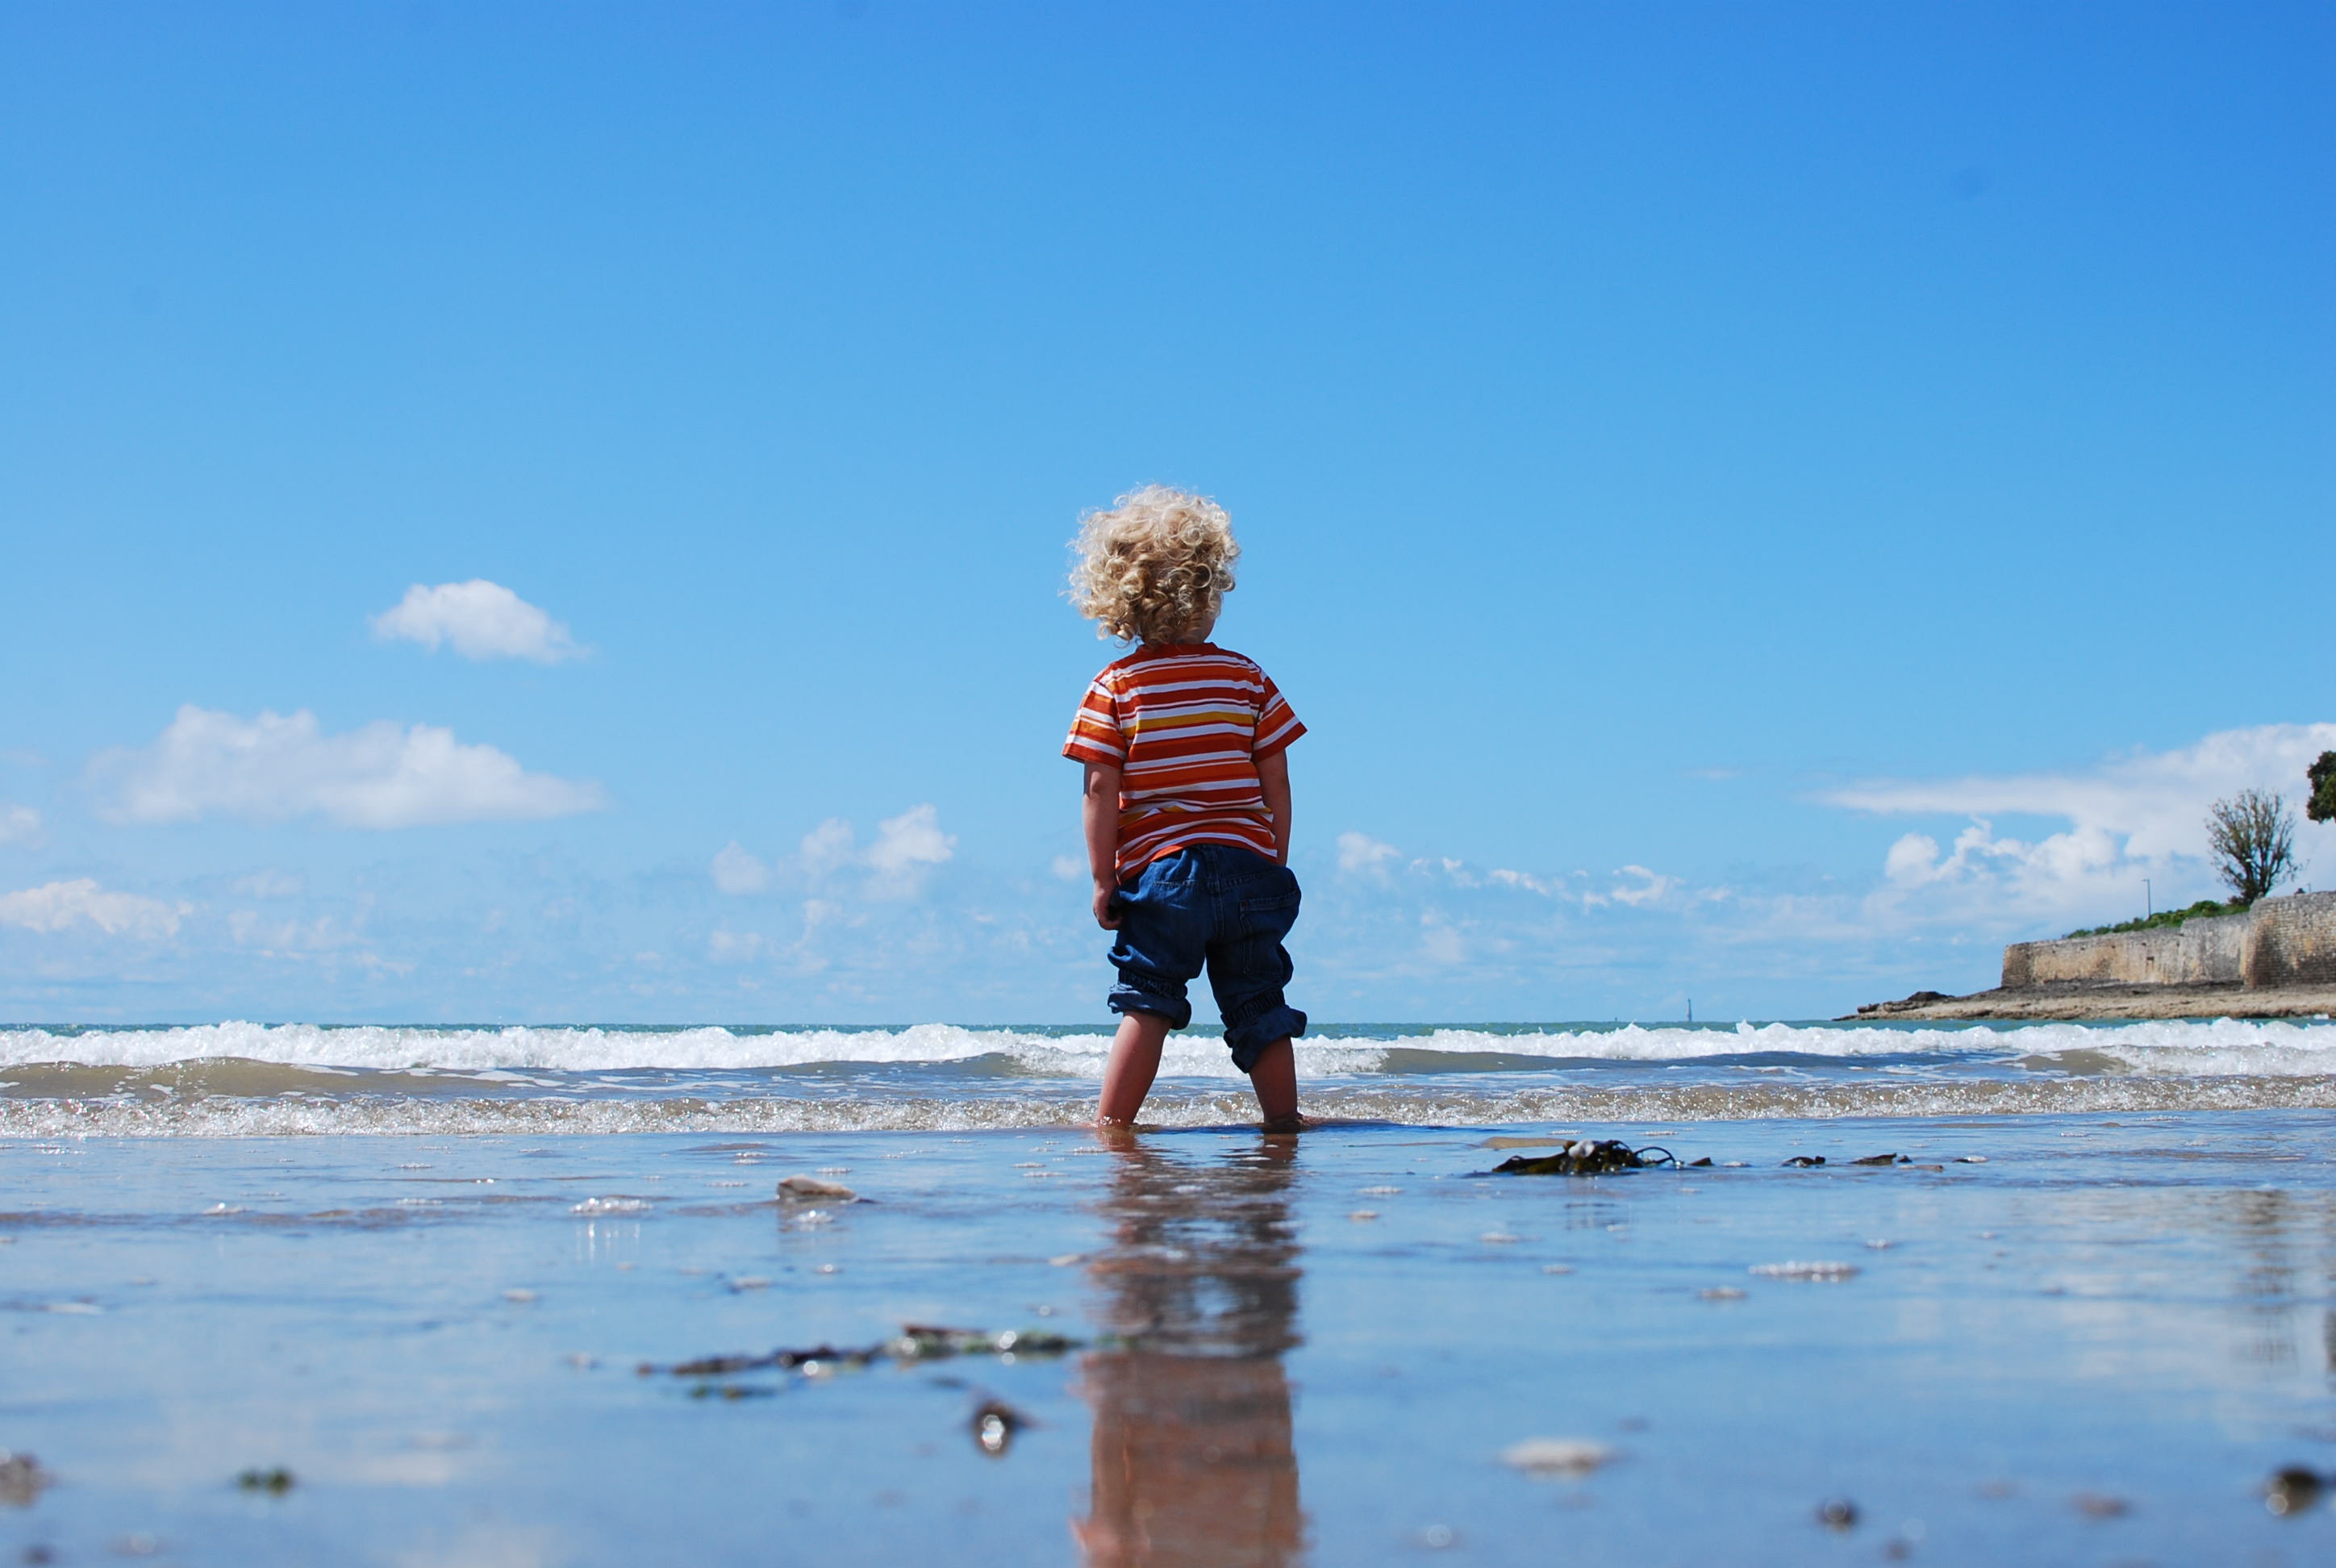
1261, 1112, 1305, 1134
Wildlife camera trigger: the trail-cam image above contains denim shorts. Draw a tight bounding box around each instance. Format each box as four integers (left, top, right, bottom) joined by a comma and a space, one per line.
1106, 841, 1308, 1073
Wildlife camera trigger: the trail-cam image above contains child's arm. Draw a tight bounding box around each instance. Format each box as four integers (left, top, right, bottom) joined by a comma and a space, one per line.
1082, 761, 1124, 928
1258, 749, 1292, 865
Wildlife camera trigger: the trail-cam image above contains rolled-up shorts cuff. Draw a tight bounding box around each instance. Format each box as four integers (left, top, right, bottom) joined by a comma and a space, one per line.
1224, 1005, 1307, 1074
1108, 986, 1193, 1031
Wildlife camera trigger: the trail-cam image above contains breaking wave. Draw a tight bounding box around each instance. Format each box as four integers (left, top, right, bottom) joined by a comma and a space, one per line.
4, 1017, 2334, 1076
2, 1018, 2330, 1135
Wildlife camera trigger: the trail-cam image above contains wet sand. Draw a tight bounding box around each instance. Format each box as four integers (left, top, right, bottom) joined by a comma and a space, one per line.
2, 1114, 2334, 1563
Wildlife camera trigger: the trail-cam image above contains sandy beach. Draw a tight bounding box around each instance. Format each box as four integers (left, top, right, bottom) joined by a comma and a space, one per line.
4, 1028, 2335, 1563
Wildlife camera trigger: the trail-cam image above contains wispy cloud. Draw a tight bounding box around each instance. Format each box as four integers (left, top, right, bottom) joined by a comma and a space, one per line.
0, 879, 183, 939
96, 706, 607, 829
707, 805, 958, 901
370, 581, 585, 664
709, 841, 771, 895
866, 804, 956, 883
1827, 722, 2336, 923
0, 804, 41, 845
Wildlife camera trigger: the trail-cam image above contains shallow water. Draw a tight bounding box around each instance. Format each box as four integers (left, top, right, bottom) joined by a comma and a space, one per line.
2, 1111, 2334, 1564
4, 1021, 2334, 1562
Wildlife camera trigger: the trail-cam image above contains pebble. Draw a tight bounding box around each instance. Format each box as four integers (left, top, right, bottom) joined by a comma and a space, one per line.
1501, 1437, 1612, 1476
2264, 1466, 2324, 1516
779, 1175, 857, 1203
1750, 1261, 1858, 1282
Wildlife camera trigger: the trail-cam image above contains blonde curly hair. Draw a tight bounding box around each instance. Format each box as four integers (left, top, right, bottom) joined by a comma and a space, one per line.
1067, 485, 1240, 644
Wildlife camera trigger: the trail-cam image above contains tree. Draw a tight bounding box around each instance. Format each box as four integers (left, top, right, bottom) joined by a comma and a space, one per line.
2205, 790, 2296, 904
2309, 750, 2336, 825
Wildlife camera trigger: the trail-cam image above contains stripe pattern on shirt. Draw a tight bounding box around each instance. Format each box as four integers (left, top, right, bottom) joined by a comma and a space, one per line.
1062, 643, 1305, 878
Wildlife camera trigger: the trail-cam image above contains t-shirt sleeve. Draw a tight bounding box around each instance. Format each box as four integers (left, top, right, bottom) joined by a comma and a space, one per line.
1062, 673, 1128, 765
1253, 671, 1306, 759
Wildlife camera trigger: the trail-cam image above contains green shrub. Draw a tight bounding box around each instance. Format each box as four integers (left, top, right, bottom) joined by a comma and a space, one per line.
2065, 899, 2249, 940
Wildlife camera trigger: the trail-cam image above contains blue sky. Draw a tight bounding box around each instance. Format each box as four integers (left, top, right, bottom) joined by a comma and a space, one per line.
2, 2, 2330, 1024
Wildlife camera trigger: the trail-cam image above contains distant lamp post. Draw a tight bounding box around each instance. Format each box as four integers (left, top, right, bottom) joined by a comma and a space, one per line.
2144, 878, 2152, 919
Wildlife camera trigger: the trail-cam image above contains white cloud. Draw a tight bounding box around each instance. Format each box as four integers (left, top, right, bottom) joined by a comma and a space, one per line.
232, 869, 305, 899
1337, 831, 1400, 872
800, 819, 857, 876
710, 841, 770, 895
1832, 722, 2336, 922
97, 706, 607, 829
1829, 723, 2336, 862
707, 929, 766, 962
866, 804, 955, 878
1604, 865, 1683, 907
1050, 853, 1087, 882
0, 879, 182, 939
370, 580, 585, 664
0, 804, 41, 844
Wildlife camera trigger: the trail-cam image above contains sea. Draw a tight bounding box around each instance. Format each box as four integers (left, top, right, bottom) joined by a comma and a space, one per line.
6, 1015, 2335, 1135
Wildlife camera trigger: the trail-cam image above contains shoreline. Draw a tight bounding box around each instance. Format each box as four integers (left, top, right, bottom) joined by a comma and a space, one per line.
1850, 981, 2336, 1021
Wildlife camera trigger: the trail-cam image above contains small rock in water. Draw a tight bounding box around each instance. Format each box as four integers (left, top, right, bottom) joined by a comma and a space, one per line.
2071, 1491, 2130, 1520
1687, 1157, 1712, 1167
1954, 1155, 1988, 1164
1698, 1287, 1746, 1301
971, 1399, 1028, 1457
0, 1450, 54, 1507
235, 1466, 294, 1495
1541, 1264, 1575, 1275
1348, 1210, 1379, 1222
1782, 1155, 1825, 1168
1750, 1261, 1859, 1282
1500, 1437, 1612, 1476
501, 1288, 538, 1303
778, 1175, 857, 1203
1850, 1153, 1904, 1166
2264, 1466, 2324, 1516
1816, 1498, 1859, 1531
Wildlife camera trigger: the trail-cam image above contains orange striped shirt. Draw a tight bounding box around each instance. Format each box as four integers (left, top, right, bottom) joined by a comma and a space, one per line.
1063, 644, 1305, 878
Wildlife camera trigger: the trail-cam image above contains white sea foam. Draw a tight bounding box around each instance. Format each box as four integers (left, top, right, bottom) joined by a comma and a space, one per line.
2, 1072, 2333, 1138
4, 1018, 2334, 1078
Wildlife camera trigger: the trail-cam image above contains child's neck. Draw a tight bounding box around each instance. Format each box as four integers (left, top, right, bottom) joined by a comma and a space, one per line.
1146, 617, 1217, 648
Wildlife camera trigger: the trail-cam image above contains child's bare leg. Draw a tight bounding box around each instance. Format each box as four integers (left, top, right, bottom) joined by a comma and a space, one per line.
1246, 1036, 1299, 1128
1096, 1011, 1172, 1125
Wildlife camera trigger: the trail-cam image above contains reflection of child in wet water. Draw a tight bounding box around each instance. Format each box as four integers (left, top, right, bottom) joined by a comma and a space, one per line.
1063, 487, 1308, 1131
1074, 1141, 1304, 1566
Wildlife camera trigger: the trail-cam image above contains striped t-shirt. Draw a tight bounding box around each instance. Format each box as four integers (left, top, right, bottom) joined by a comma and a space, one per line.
1063, 643, 1306, 878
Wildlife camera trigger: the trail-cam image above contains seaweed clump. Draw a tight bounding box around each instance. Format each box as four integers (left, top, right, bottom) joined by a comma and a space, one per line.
1487, 1140, 1676, 1176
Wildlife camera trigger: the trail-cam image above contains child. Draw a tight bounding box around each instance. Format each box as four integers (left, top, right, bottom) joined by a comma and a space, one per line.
1062, 486, 1308, 1131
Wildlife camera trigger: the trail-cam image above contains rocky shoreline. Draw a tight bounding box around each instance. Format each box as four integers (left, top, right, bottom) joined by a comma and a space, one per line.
1846, 982, 2336, 1022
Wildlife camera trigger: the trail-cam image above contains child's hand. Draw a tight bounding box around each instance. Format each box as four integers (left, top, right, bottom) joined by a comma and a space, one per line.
1092, 882, 1122, 930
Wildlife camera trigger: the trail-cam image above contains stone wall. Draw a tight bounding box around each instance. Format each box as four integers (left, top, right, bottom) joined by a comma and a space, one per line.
2001, 892, 2336, 991
2244, 891, 2336, 988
